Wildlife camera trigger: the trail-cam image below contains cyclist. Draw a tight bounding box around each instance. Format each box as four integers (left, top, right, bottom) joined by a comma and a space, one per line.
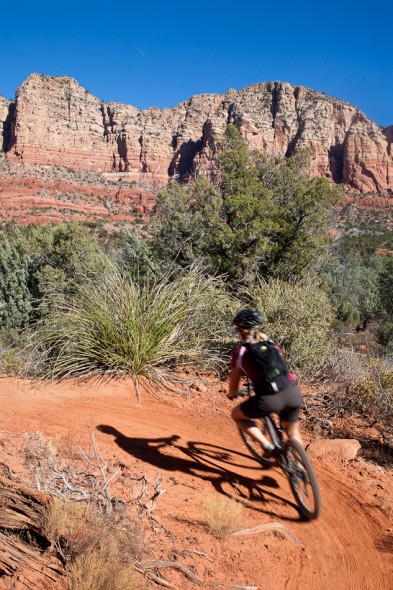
227, 309, 304, 456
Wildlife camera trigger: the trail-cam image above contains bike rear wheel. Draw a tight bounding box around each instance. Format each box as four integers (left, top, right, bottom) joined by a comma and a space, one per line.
239, 420, 278, 468
284, 438, 321, 520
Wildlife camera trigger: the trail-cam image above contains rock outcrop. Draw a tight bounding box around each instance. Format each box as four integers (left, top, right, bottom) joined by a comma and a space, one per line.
3, 74, 393, 194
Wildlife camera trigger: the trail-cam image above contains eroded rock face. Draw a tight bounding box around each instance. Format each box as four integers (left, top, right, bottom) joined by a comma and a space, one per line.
3, 74, 393, 194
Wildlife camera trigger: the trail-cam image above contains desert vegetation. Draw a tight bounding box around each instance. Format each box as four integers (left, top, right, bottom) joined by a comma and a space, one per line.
0, 428, 175, 589
0, 125, 392, 433
1, 124, 392, 589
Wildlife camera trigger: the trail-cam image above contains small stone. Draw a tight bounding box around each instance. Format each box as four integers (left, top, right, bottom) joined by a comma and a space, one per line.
194, 380, 208, 393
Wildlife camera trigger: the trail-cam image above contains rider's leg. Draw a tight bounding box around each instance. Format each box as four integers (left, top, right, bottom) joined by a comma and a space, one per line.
282, 420, 303, 446
279, 384, 304, 446
231, 404, 272, 450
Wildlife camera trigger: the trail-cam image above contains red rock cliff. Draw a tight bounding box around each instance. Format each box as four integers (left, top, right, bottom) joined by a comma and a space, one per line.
3, 74, 393, 194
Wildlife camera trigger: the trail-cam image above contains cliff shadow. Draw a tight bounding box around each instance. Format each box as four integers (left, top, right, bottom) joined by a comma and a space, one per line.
168, 137, 204, 180
328, 144, 344, 183
2, 102, 15, 153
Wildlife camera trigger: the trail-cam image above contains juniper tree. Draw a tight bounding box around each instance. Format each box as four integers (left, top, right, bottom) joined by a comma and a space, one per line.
0, 232, 31, 328
153, 126, 342, 289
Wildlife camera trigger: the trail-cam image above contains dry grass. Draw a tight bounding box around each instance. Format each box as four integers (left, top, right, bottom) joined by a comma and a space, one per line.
45, 499, 96, 559
45, 498, 145, 590
67, 538, 144, 590
204, 495, 243, 538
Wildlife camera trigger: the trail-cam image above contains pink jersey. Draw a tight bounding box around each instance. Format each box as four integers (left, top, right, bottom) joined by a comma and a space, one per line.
231, 343, 297, 388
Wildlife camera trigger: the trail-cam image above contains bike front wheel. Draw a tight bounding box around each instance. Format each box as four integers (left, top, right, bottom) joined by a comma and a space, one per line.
284, 438, 322, 520
239, 420, 278, 468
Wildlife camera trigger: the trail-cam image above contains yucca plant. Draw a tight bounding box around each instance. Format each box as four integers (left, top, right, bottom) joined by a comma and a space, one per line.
31, 260, 235, 395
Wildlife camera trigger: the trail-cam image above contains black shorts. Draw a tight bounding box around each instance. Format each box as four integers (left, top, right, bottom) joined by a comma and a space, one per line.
240, 383, 303, 423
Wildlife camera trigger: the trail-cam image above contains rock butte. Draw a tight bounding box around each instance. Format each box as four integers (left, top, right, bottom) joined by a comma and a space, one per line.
3, 73, 393, 193
0, 74, 392, 225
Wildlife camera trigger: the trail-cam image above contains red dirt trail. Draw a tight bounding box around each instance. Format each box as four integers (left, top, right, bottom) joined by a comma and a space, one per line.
0, 376, 391, 590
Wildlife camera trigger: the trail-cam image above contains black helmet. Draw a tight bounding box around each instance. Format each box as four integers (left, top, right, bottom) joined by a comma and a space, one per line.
233, 309, 263, 329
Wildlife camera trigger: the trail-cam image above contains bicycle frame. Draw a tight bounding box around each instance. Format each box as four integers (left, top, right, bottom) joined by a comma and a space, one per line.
263, 414, 283, 450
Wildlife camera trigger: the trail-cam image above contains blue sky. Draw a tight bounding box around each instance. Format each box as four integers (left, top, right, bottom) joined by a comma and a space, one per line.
1, 0, 392, 126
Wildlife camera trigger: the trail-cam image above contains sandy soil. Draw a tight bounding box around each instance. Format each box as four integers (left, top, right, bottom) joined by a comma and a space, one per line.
0, 375, 392, 590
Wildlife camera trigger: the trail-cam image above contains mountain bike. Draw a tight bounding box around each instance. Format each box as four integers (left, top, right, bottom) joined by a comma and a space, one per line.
236, 388, 322, 520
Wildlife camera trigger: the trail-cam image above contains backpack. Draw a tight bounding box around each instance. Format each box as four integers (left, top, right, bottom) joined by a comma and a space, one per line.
244, 340, 291, 394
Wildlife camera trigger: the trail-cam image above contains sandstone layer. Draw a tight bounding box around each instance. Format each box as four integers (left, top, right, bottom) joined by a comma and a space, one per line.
3, 74, 393, 195
0, 155, 155, 226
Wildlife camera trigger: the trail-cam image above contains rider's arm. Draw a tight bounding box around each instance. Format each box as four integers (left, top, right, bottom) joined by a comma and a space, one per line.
227, 366, 242, 400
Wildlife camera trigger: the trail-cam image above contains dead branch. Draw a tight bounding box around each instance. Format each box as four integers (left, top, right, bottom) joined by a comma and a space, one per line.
136, 558, 258, 590
232, 522, 301, 545
134, 563, 176, 589
51, 470, 91, 499
209, 585, 258, 590
191, 549, 214, 562
141, 473, 166, 514
78, 432, 121, 512
137, 559, 204, 586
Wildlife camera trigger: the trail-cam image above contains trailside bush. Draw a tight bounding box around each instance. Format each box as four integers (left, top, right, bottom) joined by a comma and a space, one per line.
31, 261, 236, 393
350, 358, 393, 421
246, 277, 335, 376
21, 222, 107, 317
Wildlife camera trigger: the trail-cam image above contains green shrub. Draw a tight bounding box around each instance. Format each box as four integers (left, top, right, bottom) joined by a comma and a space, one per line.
246, 276, 335, 376
153, 127, 341, 290
377, 321, 393, 352
0, 231, 31, 328
31, 262, 235, 394
0, 327, 31, 375
0, 348, 24, 375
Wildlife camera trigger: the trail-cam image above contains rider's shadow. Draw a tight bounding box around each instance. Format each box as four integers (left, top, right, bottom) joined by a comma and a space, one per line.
97, 424, 301, 520
97, 425, 210, 476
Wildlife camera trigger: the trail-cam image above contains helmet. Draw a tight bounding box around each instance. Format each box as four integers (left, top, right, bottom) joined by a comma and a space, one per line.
233, 309, 263, 329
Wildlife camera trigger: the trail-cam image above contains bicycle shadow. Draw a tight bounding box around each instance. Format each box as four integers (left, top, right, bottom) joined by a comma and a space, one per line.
97, 424, 302, 521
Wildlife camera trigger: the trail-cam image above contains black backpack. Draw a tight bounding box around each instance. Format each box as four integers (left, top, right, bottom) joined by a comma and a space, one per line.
244, 340, 290, 394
